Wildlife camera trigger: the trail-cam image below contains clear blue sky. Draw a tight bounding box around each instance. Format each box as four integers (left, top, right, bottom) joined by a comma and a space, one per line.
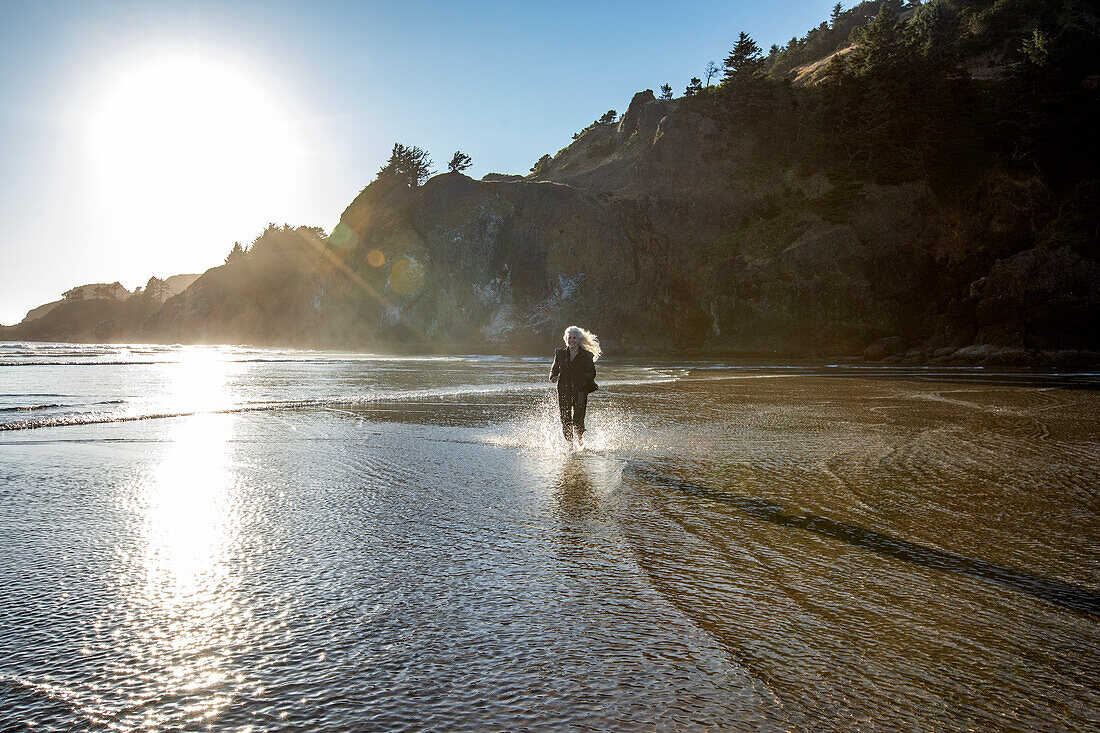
1, 0, 841, 325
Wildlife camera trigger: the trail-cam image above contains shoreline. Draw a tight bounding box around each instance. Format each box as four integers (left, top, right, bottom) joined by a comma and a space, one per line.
2, 335, 1098, 369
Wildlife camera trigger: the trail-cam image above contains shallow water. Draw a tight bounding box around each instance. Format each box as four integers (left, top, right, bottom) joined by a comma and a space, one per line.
1, 343, 1098, 731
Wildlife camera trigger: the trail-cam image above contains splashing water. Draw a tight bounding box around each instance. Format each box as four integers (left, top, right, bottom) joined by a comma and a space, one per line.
485, 389, 650, 456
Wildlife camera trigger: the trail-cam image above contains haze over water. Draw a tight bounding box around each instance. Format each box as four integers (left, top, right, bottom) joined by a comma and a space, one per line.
1, 343, 1097, 731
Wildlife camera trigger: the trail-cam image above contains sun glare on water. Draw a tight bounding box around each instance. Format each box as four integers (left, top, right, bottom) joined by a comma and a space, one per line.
81, 47, 312, 273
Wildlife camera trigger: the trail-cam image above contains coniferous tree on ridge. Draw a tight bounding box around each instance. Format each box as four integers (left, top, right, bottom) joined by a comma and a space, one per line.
378, 143, 435, 187
448, 151, 473, 173
722, 32, 764, 84
225, 242, 247, 264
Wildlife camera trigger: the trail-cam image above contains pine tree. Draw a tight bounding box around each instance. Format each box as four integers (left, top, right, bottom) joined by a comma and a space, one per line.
144, 276, 168, 303
530, 154, 552, 175
447, 151, 473, 173
685, 77, 703, 96
848, 3, 907, 78
378, 143, 435, 187
659, 83, 673, 100
722, 32, 763, 84
225, 241, 247, 264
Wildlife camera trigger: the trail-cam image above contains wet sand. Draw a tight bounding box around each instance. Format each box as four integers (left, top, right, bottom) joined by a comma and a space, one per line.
1, 350, 1098, 730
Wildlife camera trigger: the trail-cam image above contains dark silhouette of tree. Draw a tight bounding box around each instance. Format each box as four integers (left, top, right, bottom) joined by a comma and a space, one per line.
530, 154, 552, 175
573, 110, 621, 139
91, 283, 122, 300
704, 61, 720, 87
447, 151, 473, 173
248, 223, 327, 270
225, 241, 247, 264
62, 286, 85, 302
378, 143, 435, 187
831, 3, 843, 27
144, 276, 168, 303
659, 83, 673, 100
685, 77, 703, 96
722, 32, 764, 84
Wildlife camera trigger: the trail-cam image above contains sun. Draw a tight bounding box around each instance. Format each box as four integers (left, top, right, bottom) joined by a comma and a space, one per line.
80, 46, 311, 276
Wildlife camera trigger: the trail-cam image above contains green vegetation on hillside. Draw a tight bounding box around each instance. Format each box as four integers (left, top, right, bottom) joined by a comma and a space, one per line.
680, 0, 1097, 198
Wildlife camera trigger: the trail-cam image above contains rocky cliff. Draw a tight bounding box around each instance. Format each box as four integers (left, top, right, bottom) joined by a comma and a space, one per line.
281, 88, 1094, 363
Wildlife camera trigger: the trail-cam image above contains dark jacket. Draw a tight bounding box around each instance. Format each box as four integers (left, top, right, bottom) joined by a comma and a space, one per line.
549, 347, 597, 394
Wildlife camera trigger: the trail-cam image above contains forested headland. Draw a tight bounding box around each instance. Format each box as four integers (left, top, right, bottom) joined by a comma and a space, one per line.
6, 0, 1098, 364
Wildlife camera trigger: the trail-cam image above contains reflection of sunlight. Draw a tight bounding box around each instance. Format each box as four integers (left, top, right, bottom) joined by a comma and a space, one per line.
109, 349, 251, 728
144, 347, 238, 595
168, 348, 238, 414
134, 412, 240, 726
143, 412, 236, 596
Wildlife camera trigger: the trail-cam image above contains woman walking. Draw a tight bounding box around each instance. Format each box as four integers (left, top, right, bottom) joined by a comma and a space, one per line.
549, 325, 600, 447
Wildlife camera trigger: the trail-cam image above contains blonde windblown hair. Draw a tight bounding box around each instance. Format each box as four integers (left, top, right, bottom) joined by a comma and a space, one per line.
563, 326, 601, 361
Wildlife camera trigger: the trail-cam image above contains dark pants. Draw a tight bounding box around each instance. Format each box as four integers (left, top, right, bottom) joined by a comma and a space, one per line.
558, 389, 588, 440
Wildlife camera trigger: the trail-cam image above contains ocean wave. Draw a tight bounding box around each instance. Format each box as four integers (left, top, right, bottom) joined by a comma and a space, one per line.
1, 342, 567, 364
0, 403, 66, 413
0, 399, 123, 414
0, 355, 499, 367
0, 376, 679, 432
1, 361, 179, 367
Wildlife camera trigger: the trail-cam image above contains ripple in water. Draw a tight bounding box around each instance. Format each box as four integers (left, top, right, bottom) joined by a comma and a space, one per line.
1, 349, 1098, 731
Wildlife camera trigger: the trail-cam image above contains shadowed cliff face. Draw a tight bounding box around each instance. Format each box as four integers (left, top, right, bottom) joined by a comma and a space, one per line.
317, 174, 641, 352
286, 95, 913, 355
296, 89, 1093, 362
